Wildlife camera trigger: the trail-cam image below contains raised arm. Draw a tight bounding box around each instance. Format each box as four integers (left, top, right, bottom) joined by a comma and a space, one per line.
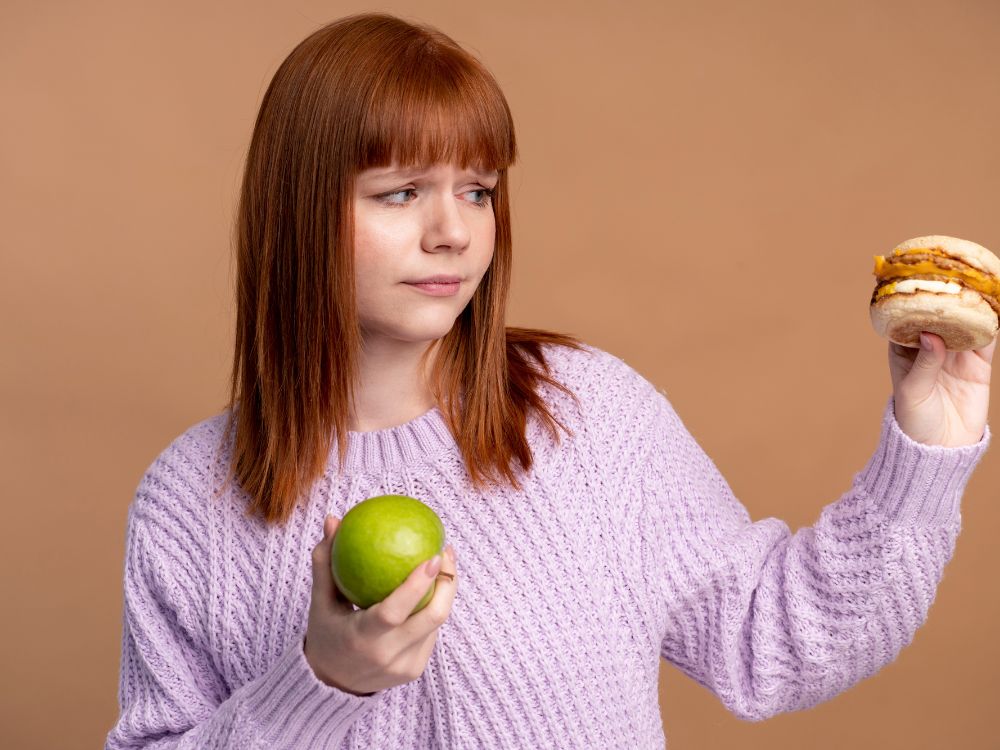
626, 393, 989, 722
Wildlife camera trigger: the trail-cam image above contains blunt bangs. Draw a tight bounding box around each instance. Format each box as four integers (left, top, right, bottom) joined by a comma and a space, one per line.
356, 41, 517, 174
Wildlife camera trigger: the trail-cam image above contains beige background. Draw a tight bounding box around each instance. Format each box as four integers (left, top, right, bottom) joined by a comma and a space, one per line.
2, 1, 998, 747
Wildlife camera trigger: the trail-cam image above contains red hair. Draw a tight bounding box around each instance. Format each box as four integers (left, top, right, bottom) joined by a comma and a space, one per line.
223, 12, 585, 525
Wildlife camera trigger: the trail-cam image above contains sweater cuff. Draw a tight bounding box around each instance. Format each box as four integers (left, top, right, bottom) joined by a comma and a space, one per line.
855, 395, 991, 527
238, 635, 376, 746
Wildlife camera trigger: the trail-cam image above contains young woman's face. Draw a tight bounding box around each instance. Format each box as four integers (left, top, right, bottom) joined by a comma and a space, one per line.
352, 161, 499, 347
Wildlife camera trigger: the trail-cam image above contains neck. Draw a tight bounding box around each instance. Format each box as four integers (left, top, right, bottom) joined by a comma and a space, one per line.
349, 337, 439, 432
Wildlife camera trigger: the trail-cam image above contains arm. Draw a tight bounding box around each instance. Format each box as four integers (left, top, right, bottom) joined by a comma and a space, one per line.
105, 485, 375, 749
631, 393, 990, 722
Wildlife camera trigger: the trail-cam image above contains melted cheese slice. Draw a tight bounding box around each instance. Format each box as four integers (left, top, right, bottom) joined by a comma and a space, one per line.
874, 278, 962, 301
872, 247, 1000, 303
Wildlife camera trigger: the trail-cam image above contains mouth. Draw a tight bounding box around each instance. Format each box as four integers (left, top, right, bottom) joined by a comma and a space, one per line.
403, 278, 462, 297
405, 275, 462, 284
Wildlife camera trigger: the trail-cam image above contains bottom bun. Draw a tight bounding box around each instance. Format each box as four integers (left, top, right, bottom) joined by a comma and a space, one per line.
870, 287, 999, 350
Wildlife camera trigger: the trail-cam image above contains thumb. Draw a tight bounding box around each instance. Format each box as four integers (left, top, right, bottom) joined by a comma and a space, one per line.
904, 332, 945, 396
365, 553, 442, 632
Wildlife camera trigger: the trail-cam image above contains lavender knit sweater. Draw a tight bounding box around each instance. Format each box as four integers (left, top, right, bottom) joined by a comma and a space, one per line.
105, 342, 991, 749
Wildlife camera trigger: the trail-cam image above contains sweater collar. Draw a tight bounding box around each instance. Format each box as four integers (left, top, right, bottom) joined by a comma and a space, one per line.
329, 405, 456, 475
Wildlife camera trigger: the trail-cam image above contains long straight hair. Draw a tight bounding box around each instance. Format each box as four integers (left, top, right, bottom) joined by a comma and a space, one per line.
223, 12, 585, 525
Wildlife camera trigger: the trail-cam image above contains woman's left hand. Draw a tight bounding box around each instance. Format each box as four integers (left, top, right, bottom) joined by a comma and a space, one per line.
889, 331, 995, 447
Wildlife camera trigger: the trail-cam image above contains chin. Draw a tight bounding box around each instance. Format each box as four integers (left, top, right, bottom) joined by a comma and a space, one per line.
407, 323, 459, 343
364, 318, 460, 346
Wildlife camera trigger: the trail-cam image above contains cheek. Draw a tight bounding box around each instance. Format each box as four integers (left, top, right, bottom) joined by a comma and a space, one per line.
352, 221, 404, 282
476, 230, 496, 275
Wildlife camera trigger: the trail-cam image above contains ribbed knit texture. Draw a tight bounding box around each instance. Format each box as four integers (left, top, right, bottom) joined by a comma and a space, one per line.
105, 342, 991, 749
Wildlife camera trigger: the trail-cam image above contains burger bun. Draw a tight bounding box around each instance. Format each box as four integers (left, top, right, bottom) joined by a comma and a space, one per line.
870, 285, 998, 350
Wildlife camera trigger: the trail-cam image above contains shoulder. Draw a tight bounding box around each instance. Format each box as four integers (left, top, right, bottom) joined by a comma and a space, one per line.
127, 411, 234, 542
538, 339, 665, 403
534, 340, 673, 440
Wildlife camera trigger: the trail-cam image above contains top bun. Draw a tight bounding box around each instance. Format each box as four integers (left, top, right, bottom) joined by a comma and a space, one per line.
892, 235, 1000, 278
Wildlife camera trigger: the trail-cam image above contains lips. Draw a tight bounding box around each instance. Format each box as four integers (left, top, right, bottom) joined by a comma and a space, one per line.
404, 276, 462, 297
405, 275, 462, 284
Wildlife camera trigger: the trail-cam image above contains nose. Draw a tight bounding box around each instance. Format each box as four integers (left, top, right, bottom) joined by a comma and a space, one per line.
419, 189, 471, 254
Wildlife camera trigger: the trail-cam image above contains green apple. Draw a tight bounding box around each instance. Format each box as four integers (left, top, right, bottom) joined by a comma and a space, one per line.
330, 494, 446, 613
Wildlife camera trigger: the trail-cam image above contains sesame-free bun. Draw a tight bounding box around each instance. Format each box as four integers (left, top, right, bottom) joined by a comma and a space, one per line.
870, 285, 998, 350
892, 235, 1000, 277
870, 234, 1000, 351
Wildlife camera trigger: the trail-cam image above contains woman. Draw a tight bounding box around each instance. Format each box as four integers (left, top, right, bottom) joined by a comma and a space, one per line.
105, 11, 993, 749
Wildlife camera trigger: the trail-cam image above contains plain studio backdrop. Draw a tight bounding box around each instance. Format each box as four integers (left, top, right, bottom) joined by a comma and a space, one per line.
2, 1, 998, 748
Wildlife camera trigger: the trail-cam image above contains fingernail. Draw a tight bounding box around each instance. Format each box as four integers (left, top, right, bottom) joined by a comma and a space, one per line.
445, 544, 454, 561
920, 333, 932, 351
425, 555, 442, 577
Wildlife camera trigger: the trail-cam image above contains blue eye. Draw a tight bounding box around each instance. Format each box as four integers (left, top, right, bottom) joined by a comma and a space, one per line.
468, 188, 495, 207
379, 189, 414, 206
376, 187, 495, 208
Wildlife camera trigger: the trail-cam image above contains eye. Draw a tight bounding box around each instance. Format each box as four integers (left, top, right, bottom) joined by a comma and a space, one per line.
466, 187, 496, 207
377, 189, 415, 207
375, 186, 496, 208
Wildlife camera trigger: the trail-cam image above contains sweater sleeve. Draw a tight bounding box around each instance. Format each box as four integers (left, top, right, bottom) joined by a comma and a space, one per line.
105, 479, 375, 749
631, 392, 990, 722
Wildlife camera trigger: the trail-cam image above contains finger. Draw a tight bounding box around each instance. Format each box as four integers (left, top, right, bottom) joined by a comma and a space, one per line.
401, 544, 458, 639
311, 514, 353, 613
888, 341, 916, 394
898, 331, 945, 399
362, 551, 444, 635
973, 336, 997, 364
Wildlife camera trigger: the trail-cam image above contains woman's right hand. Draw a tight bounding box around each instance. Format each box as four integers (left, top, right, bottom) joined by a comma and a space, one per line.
303, 514, 458, 696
